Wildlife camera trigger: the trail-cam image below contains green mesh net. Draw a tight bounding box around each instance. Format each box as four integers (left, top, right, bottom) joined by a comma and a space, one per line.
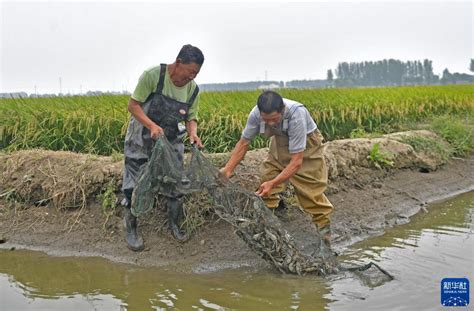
131, 137, 394, 280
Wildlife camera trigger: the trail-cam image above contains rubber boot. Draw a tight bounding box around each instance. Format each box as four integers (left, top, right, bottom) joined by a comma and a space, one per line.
319, 225, 331, 249
167, 198, 189, 242
319, 225, 339, 256
122, 198, 144, 252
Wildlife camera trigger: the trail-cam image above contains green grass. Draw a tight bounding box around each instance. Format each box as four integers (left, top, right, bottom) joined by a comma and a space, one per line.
401, 135, 453, 161
367, 143, 394, 169
430, 115, 474, 156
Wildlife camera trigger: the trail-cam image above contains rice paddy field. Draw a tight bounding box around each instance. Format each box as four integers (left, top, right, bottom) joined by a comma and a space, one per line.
0, 85, 473, 155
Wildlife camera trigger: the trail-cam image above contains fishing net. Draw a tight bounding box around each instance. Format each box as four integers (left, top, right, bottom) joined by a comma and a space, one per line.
132, 137, 394, 280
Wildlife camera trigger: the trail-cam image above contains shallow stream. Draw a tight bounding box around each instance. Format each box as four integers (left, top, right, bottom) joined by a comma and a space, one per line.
1, 191, 472, 310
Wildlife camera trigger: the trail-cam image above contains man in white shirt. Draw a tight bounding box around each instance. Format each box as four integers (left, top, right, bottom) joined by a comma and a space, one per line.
220, 91, 334, 245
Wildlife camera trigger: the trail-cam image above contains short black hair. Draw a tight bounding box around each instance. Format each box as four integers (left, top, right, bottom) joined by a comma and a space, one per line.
257, 91, 285, 114
177, 44, 204, 66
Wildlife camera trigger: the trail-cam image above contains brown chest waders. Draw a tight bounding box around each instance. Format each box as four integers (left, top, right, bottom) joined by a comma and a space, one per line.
259, 119, 334, 232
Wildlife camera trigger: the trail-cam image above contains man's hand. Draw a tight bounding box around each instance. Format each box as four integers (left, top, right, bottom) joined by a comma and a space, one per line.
217, 167, 233, 185
150, 124, 164, 140
189, 133, 203, 148
219, 167, 232, 180
255, 180, 274, 197
186, 120, 203, 148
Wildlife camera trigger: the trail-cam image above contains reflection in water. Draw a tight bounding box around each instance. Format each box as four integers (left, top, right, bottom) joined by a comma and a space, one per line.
0, 250, 331, 310
0, 277, 125, 310
329, 191, 473, 310
0, 191, 472, 310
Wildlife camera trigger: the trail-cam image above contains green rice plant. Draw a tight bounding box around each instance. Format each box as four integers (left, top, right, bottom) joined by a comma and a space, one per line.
1, 85, 473, 155
96, 181, 118, 230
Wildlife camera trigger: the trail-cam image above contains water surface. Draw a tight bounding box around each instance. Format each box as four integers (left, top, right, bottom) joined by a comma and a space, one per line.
1, 191, 472, 310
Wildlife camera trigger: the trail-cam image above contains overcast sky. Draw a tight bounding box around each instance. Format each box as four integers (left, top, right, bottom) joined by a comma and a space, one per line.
1, 0, 472, 94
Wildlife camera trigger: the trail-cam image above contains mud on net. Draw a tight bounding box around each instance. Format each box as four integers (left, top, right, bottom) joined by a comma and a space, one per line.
131, 137, 394, 281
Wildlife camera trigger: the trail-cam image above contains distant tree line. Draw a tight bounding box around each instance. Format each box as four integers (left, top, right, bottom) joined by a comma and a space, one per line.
201, 59, 473, 92
440, 69, 474, 85
3, 59, 472, 98
329, 58, 473, 87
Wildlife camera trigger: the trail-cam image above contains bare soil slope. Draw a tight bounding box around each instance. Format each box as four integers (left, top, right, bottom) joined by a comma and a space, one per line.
0, 131, 472, 272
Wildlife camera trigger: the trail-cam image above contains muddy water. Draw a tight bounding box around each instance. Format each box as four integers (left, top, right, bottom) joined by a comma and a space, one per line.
1, 191, 472, 310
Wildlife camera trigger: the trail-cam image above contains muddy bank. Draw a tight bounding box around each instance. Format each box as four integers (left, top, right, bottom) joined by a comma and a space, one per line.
0, 130, 473, 272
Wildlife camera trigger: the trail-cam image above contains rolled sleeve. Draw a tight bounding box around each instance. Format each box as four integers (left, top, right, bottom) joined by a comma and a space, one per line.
241, 107, 260, 141
131, 71, 154, 103
187, 94, 199, 121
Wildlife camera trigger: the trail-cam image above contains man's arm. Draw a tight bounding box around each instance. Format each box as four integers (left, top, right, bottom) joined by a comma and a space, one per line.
221, 138, 251, 178
128, 98, 164, 139
255, 151, 304, 197
185, 120, 203, 148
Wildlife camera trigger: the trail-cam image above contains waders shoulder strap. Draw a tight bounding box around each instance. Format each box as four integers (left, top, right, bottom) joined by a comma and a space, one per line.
282, 104, 304, 132
188, 85, 199, 105
156, 63, 167, 95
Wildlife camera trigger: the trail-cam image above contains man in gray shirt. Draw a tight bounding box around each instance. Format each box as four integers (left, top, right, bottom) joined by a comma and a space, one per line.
220, 91, 334, 245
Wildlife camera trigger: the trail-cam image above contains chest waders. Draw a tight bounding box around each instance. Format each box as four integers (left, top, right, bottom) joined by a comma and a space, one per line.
122, 64, 199, 250
258, 107, 334, 245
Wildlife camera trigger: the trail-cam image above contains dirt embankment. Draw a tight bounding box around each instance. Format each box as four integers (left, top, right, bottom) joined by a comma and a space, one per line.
0, 130, 473, 272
